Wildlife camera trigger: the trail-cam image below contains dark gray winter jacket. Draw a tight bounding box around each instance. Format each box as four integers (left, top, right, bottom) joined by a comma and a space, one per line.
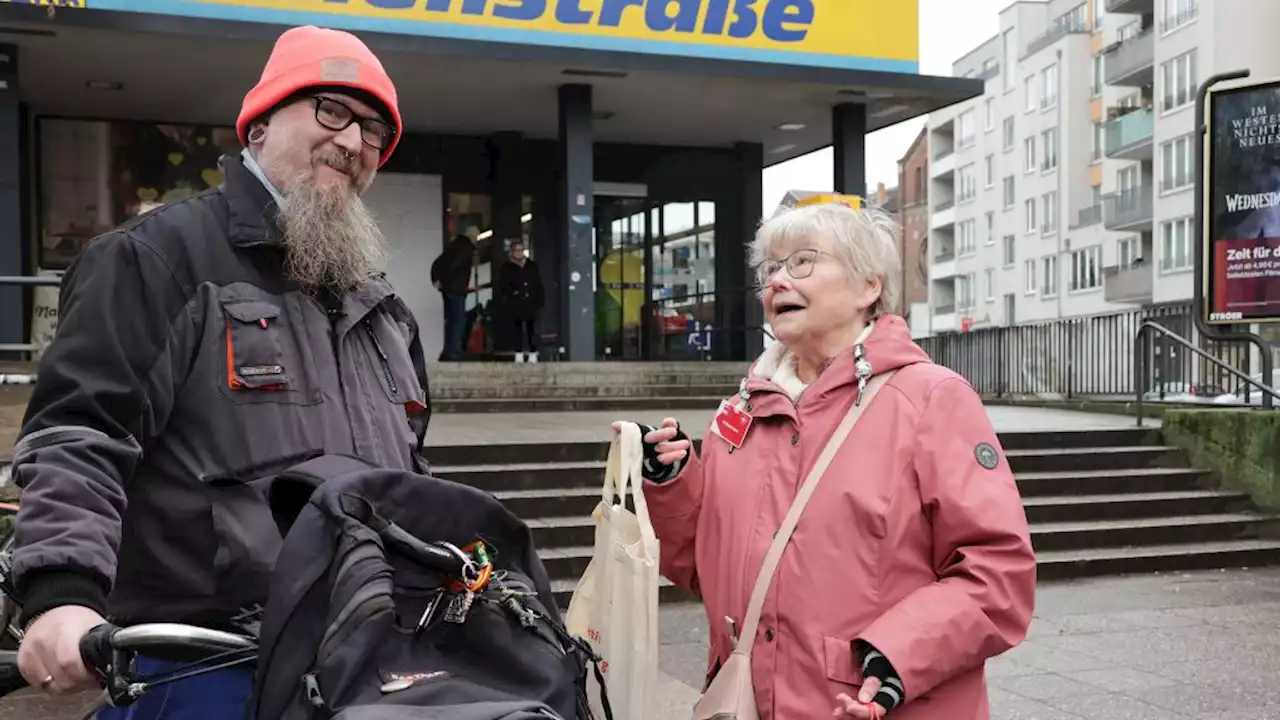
10, 153, 431, 630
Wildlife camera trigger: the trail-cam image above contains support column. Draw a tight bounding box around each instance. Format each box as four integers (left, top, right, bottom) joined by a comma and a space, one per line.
720, 141, 764, 361
489, 131, 523, 354
833, 103, 868, 198
558, 84, 595, 361
0, 45, 22, 356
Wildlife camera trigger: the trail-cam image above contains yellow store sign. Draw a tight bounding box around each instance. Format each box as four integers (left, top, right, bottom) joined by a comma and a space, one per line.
84, 0, 919, 72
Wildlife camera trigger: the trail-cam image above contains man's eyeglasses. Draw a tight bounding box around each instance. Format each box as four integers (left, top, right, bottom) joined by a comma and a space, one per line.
754, 248, 823, 287
311, 96, 396, 152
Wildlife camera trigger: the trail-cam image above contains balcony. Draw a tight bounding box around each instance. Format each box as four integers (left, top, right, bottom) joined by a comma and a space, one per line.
1103, 186, 1154, 232
931, 148, 955, 177
1104, 108, 1154, 161
1023, 17, 1089, 59
931, 201, 956, 230
1103, 28, 1154, 88
932, 251, 957, 280
1106, 0, 1153, 16
1103, 263, 1154, 304
1072, 205, 1103, 229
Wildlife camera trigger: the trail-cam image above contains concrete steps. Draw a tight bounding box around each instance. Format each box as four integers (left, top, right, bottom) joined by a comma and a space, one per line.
426, 362, 748, 413
429, 426, 1280, 607
5, 426, 1279, 610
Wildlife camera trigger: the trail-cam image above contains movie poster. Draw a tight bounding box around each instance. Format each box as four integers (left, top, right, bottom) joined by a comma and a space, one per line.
1208, 80, 1280, 323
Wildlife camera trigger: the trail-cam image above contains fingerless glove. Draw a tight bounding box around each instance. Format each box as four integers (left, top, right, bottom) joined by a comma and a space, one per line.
635, 422, 690, 483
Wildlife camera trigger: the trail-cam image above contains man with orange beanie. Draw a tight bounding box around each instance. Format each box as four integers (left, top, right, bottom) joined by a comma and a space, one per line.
10, 25, 430, 718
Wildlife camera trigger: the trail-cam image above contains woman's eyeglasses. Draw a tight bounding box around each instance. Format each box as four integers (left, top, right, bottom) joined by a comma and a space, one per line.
754, 248, 823, 287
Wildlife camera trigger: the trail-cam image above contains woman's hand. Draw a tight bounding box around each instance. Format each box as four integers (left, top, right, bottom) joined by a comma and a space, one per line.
612, 418, 690, 465
832, 686, 887, 719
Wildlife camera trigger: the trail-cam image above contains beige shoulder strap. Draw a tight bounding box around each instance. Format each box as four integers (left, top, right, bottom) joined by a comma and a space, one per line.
734, 370, 896, 655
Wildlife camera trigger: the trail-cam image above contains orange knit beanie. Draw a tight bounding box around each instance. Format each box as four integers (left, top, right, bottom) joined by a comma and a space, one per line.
237, 25, 402, 166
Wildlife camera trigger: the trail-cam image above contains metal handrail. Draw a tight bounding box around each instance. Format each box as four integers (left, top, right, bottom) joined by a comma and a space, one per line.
1133, 320, 1278, 425
0, 276, 60, 287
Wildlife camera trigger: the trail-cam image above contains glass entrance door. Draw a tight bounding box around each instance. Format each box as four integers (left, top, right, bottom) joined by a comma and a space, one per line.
594, 195, 649, 360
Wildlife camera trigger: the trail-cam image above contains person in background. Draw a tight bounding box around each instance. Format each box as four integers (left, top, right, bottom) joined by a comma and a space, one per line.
497, 240, 544, 362
616, 202, 1036, 720
11, 25, 430, 719
431, 232, 476, 361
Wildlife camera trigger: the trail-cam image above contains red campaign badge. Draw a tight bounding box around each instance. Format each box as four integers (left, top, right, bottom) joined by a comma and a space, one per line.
711, 400, 753, 449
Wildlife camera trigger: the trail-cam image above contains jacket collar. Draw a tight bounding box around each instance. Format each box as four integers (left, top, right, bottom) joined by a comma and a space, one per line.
219, 153, 285, 248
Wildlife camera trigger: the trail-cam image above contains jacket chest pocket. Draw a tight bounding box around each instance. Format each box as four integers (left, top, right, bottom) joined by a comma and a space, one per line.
219, 298, 322, 406
361, 314, 426, 413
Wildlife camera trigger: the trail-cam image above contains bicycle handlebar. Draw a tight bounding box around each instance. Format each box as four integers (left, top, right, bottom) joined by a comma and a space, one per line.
0, 622, 256, 701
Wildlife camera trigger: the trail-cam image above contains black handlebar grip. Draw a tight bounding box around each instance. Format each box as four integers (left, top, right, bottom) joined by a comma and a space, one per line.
78, 623, 117, 677
0, 650, 29, 699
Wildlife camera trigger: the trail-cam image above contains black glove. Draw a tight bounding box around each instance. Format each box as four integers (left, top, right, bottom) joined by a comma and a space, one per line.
634, 422, 690, 483
857, 643, 904, 714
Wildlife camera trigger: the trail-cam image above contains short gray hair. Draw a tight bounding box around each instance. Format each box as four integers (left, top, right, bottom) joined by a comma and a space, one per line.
750, 202, 902, 318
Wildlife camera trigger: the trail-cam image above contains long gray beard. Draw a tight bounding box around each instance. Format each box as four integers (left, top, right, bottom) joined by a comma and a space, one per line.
278, 179, 387, 294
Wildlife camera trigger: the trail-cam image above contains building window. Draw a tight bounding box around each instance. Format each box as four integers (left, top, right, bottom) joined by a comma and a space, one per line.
1069, 245, 1102, 292
1162, 0, 1197, 33
38, 117, 242, 270
1091, 122, 1104, 161
1003, 176, 1016, 209
1025, 199, 1037, 234
1161, 50, 1198, 113
957, 110, 977, 149
1003, 235, 1016, 267
984, 155, 994, 187
1041, 191, 1058, 235
1025, 137, 1037, 173
1160, 135, 1193, 192
1042, 255, 1059, 296
1004, 293, 1016, 325
959, 219, 977, 256
1091, 55, 1103, 97
985, 98, 994, 131
915, 167, 923, 198
1040, 64, 1059, 110
1118, 235, 1141, 269
957, 164, 976, 203
985, 268, 996, 302
1094, 0, 1105, 28
1041, 129, 1058, 171
1003, 117, 1015, 152
1161, 216, 1193, 271
1003, 29, 1015, 93
958, 272, 977, 311
985, 212, 995, 245
1025, 75, 1037, 112
1025, 259, 1038, 294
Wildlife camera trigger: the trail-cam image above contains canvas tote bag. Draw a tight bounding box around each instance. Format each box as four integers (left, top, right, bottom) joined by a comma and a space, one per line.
693, 371, 895, 720
565, 421, 660, 720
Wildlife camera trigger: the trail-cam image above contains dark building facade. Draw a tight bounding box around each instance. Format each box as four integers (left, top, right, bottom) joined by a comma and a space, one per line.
1, 0, 980, 362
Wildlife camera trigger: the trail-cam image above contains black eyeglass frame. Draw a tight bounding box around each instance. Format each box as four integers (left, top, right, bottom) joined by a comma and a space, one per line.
309, 95, 396, 152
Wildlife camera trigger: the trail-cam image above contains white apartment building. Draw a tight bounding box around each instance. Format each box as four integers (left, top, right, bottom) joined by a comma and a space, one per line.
923, 0, 1280, 337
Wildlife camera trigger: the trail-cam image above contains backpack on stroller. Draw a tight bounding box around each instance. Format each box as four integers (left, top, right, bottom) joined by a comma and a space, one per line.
253, 454, 610, 720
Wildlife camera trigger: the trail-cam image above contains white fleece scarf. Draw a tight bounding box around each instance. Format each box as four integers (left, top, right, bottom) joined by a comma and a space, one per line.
748, 321, 876, 402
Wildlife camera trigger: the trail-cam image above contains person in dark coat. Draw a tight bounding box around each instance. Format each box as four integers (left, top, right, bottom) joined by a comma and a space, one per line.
431, 232, 476, 360
497, 241, 544, 361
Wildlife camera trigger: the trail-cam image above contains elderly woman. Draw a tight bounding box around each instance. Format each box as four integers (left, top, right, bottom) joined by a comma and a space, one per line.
620, 202, 1036, 719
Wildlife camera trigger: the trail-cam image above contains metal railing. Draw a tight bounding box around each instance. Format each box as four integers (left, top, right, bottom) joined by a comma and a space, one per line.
0, 276, 61, 357
1134, 320, 1277, 425
1072, 205, 1103, 229
914, 301, 1268, 402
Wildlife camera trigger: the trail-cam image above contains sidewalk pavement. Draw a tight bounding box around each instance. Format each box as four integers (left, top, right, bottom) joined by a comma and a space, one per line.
658, 567, 1280, 719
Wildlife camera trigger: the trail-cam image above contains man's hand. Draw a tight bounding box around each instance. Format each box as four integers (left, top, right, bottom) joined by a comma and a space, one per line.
18, 605, 107, 694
